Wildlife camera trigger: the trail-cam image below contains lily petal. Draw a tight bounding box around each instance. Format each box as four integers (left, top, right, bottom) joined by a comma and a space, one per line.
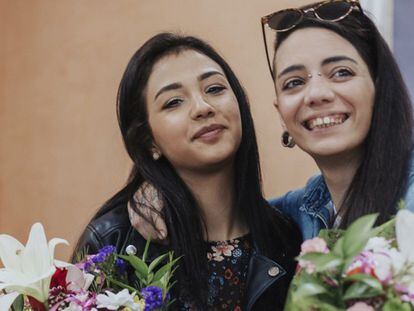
0, 234, 24, 271
0, 291, 20, 311
396, 209, 414, 262
48, 238, 69, 262
21, 223, 51, 276
54, 259, 72, 268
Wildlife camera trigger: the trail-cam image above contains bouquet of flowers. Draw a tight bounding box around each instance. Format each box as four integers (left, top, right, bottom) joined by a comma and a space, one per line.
286, 207, 414, 311
0, 223, 179, 311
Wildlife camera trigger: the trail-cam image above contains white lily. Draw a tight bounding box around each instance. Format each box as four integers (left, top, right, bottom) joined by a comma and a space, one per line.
396, 209, 414, 262
96, 289, 142, 311
0, 223, 69, 310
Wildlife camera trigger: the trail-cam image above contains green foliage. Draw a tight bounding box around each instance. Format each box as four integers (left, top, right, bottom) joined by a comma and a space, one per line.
287, 213, 414, 310
118, 239, 180, 299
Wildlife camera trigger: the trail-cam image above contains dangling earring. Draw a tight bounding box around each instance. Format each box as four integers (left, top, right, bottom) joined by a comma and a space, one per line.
152, 149, 162, 160
281, 131, 295, 148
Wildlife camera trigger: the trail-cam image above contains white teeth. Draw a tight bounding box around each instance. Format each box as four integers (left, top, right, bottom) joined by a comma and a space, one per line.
306, 114, 347, 130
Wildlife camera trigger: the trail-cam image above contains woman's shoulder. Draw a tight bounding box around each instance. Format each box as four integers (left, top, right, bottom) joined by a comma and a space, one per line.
74, 203, 134, 257
268, 174, 324, 215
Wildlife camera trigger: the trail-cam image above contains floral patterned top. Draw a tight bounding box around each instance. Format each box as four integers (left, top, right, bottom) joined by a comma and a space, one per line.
179, 234, 253, 310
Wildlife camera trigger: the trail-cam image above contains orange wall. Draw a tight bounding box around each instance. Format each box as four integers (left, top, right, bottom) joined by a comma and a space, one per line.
0, 0, 317, 261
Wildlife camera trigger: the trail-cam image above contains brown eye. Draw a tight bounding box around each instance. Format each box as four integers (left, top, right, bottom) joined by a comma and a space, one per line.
282, 78, 305, 91
332, 68, 354, 79
163, 98, 183, 109
206, 85, 226, 94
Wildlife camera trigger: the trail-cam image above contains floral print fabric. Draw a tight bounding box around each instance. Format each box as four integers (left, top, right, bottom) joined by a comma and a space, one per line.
178, 234, 252, 310
206, 234, 252, 310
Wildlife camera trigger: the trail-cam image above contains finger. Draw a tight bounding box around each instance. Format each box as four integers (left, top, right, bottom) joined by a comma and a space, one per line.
153, 214, 168, 240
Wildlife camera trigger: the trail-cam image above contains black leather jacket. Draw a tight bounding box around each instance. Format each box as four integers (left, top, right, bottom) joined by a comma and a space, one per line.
75, 203, 301, 310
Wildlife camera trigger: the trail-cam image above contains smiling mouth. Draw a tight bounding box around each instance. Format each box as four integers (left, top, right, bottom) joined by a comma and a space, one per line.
303, 113, 349, 131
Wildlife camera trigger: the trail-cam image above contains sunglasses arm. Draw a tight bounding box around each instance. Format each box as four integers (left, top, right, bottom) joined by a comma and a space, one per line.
261, 21, 275, 80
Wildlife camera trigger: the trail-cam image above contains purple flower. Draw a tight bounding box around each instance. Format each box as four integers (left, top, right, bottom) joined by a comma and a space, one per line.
92, 253, 106, 264
98, 245, 116, 256
141, 286, 167, 310
115, 258, 127, 274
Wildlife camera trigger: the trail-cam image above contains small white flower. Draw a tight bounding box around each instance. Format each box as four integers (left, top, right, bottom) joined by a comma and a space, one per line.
96, 289, 141, 311
365, 237, 391, 252
396, 209, 414, 262
372, 251, 393, 281
66, 265, 94, 291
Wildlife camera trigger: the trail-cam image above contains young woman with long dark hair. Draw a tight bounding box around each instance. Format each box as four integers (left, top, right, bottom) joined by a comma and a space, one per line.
264, 0, 414, 239
73, 33, 300, 310
130, 0, 414, 241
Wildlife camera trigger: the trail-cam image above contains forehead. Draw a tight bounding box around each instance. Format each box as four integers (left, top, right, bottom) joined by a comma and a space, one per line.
275, 27, 362, 69
146, 49, 225, 94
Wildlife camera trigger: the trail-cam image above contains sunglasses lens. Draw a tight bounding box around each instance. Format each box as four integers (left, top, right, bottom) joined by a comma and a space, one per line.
316, 1, 352, 20
268, 10, 302, 31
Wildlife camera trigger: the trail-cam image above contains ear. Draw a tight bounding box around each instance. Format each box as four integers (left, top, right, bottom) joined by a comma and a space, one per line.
273, 98, 287, 130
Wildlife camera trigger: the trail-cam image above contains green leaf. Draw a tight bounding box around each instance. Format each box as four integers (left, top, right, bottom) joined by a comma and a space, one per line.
344, 273, 383, 292
118, 254, 149, 278
343, 282, 383, 300
295, 282, 328, 298
300, 252, 343, 272
148, 253, 168, 273
382, 297, 411, 311
105, 275, 137, 292
318, 228, 345, 250
153, 257, 181, 282
11, 294, 24, 311
342, 214, 378, 259
332, 236, 345, 258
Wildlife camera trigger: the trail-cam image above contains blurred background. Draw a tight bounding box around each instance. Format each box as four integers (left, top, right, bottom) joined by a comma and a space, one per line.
1, 0, 412, 260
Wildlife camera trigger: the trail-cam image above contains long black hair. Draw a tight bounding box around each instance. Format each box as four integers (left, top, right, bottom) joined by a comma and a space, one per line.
82, 33, 294, 307
274, 5, 413, 227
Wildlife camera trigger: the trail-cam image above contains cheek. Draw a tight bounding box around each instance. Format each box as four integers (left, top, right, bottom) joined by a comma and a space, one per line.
150, 114, 187, 153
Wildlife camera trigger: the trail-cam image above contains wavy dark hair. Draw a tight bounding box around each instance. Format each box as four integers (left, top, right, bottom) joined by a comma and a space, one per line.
78, 33, 294, 308
273, 5, 413, 227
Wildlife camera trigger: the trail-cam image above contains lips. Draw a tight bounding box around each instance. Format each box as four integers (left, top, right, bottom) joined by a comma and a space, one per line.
302, 113, 349, 131
192, 124, 226, 140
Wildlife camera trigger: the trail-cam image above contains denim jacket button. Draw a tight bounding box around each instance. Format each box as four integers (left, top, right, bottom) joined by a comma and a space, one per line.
268, 266, 280, 277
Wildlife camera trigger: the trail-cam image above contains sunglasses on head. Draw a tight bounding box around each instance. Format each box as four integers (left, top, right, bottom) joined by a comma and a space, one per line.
261, 0, 363, 80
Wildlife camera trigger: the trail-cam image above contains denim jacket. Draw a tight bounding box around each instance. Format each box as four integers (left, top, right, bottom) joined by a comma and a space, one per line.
270, 152, 414, 240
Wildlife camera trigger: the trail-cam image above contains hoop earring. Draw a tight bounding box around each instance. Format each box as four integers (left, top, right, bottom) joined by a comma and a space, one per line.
281, 131, 295, 148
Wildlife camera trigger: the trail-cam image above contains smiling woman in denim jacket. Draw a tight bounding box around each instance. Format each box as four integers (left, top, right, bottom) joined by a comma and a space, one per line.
130, 1, 414, 244
264, 0, 414, 239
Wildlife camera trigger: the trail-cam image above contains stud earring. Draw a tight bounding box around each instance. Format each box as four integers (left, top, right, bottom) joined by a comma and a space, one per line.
152, 150, 162, 160
281, 131, 295, 148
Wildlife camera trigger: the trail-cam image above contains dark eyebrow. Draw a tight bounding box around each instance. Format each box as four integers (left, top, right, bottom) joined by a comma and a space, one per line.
154, 82, 182, 101
321, 55, 358, 66
198, 70, 225, 81
277, 65, 306, 80
277, 56, 358, 80
154, 71, 225, 101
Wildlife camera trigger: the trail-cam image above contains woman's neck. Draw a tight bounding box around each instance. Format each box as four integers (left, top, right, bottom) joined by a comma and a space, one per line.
178, 164, 247, 242
314, 150, 362, 214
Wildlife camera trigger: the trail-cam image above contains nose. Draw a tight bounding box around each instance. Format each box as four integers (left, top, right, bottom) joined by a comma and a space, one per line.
303, 75, 335, 107
190, 94, 215, 120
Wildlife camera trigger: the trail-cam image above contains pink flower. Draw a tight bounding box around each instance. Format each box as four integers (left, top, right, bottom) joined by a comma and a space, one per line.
209, 243, 235, 262
300, 237, 329, 255
346, 302, 375, 311
298, 237, 329, 273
